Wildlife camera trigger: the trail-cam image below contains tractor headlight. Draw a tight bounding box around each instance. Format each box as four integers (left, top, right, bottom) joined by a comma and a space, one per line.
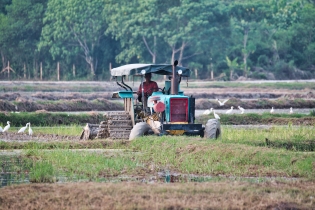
178, 70, 182, 75
141, 70, 146, 75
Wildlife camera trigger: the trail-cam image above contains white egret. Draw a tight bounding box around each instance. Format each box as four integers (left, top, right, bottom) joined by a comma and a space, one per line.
0, 126, 2, 132
213, 110, 220, 120
216, 99, 229, 106
238, 106, 245, 114
18, 123, 29, 133
203, 108, 213, 115
270, 107, 274, 114
290, 107, 293, 114
226, 106, 234, 114
3, 121, 10, 132
28, 123, 33, 136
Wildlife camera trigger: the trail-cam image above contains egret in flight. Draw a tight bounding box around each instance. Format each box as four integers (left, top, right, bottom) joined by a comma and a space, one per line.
270, 107, 274, 114
213, 110, 220, 120
28, 123, 33, 136
238, 106, 245, 114
18, 123, 29, 133
203, 108, 213, 115
226, 106, 234, 114
216, 99, 229, 106
3, 121, 10, 132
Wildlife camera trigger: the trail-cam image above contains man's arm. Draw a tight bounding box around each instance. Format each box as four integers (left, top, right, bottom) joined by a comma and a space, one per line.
137, 83, 142, 95
152, 81, 158, 92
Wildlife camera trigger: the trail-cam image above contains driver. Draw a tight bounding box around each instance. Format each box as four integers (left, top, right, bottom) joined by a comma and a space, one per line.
137, 73, 158, 104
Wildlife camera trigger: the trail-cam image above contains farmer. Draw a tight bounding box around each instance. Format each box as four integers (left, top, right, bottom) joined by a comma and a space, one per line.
137, 73, 158, 106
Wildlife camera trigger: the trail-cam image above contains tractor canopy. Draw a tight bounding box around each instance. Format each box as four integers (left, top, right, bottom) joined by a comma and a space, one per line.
110, 64, 190, 77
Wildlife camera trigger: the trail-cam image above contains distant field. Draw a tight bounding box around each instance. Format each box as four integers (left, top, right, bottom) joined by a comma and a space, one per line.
1, 80, 315, 92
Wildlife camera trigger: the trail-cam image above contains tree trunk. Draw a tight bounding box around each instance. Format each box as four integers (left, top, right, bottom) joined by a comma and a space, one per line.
8, 61, 10, 79
153, 36, 156, 64
40, 62, 43, 80
178, 41, 185, 66
24, 63, 26, 79
243, 28, 249, 78
73, 64, 76, 77
57, 62, 60, 81
1, 51, 5, 71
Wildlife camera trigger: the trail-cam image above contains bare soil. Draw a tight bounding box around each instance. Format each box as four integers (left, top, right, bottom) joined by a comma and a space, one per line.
1, 89, 315, 111
1, 181, 314, 209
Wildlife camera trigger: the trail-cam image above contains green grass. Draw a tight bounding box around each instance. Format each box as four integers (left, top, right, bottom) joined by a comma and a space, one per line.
24, 149, 139, 182
2, 124, 315, 184
0, 112, 105, 127
0, 84, 110, 92
197, 113, 315, 125
33, 125, 83, 136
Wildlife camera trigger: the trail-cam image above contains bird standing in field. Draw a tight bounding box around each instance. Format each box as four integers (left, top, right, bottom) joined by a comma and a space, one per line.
238, 106, 245, 114
203, 108, 213, 115
18, 123, 29, 133
226, 106, 234, 114
3, 121, 10, 132
213, 110, 220, 120
216, 99, 229, 106
270, 107, 274, 114
28, 123, 33, 136
290, 107, 293, 114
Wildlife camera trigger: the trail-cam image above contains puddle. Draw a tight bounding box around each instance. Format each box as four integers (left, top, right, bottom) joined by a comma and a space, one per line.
0, 156, 31, 187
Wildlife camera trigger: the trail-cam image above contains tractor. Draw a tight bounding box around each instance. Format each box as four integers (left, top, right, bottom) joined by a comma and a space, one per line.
80, 61, 221, 140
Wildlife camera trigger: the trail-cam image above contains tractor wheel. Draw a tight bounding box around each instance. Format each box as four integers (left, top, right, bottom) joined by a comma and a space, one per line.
204, 119, 221, 139
129, 122, 151, 140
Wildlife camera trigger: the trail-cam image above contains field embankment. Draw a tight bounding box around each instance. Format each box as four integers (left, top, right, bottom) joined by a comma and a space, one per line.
1, 80, 315, 111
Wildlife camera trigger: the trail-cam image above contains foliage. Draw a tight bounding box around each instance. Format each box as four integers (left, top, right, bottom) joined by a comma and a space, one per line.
0, 0, 315, 80
29, 160, 56, 183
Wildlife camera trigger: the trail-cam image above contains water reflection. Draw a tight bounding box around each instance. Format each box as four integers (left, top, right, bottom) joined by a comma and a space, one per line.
0, 156, 30, 187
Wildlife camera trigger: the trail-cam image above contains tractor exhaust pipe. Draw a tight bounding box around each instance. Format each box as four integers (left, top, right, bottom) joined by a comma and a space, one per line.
171, 60, 179, 95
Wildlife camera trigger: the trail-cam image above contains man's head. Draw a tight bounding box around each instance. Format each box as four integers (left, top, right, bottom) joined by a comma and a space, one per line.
144, 73, 152, 81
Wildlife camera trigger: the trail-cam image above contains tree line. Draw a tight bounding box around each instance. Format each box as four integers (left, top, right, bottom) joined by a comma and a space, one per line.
0, 0, 314, 81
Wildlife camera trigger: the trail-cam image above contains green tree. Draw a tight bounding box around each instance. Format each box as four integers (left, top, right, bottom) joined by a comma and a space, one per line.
0, 0, 47, 79
39, 0, 106, 78
226, 56, 239, 80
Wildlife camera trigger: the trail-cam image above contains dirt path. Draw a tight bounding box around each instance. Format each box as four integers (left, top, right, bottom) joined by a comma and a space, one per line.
0, 181, 314, 209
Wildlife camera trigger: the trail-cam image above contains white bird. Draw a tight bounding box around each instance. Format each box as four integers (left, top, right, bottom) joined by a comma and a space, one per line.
28, 123, 33, 136
290, 107, 293, 114
238, 106, 245, 114
18, 123, 29, 133
3, 121, 10, 132
0, 126, 2, 132
213, 110, 220, 120
203, 108, 213, 115
270, 107, 274, 114
216, 99, 229, 106
226, 106, 234, 114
